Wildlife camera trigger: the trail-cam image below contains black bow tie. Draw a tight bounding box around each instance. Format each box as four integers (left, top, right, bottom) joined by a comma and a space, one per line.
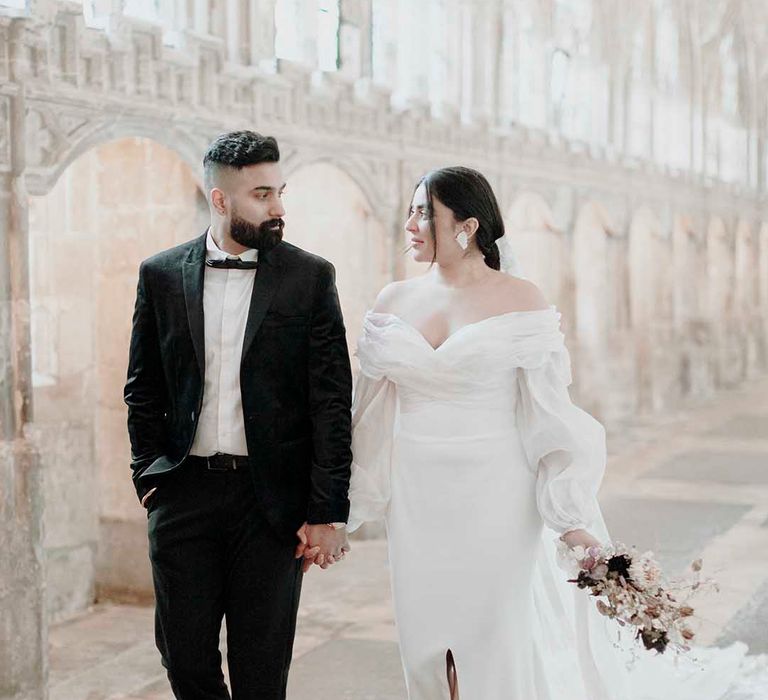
206, 258, 258, 270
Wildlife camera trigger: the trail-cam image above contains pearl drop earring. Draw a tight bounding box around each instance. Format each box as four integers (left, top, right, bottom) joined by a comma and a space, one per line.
456, 231, 468, 250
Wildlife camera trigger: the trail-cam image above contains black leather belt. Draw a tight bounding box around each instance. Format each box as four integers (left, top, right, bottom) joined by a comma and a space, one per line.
186, 453, 249, 471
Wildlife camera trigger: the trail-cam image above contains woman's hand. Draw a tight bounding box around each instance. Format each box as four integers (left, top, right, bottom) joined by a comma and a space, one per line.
560, 528, 601, 551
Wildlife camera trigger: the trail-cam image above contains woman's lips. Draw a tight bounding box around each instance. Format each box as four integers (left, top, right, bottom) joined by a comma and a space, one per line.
411, 238, 424, 246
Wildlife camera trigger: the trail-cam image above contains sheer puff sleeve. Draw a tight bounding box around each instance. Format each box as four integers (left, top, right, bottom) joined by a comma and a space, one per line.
346, 369, 397, 533
515, 344, 606, 536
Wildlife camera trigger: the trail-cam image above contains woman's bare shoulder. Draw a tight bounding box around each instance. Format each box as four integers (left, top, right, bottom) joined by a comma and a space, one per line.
372, 277, 425, 314
492, 273, 550, 313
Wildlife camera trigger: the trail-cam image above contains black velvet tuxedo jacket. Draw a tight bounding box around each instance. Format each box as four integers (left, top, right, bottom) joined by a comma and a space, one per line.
124, 232, 353, 539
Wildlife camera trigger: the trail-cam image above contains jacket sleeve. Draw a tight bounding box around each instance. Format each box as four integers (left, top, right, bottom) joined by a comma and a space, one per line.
123, 262, 169, 503
306, 262, 354, 525
347, 371, 397, 533
515, 347, 605, 535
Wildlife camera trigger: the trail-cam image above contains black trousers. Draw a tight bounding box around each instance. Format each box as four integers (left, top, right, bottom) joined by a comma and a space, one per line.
146, 461, 303, 700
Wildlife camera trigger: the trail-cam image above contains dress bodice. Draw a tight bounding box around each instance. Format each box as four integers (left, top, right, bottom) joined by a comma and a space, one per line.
357, 306, 571, 411
357, 307, 569, 439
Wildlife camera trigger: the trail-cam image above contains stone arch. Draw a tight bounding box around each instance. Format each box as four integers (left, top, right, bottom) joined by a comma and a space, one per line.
628, 207, 666, 412
504, 191, 564, 305
572, 200, 615, 349
707, 216, 740, 385
672, 214, 706, 324
734, 219, 758, 315
281, 161, 390, 362
281, 151, 396, 227
571, 200, 620, 419
759, 222, 768, 313
628, 206, 664, 329
672, 213, 713, 399
758, 222, 768, 366
707, 217, 734, 321
28, 136, 207, 618
26, 118, 207, 196
734, 219, 760, 375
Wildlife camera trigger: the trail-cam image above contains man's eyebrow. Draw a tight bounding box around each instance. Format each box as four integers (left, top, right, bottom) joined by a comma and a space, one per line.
251, 183, 287, 192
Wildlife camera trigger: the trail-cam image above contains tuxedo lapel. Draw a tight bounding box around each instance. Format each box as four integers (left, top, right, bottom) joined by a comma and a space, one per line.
182, 233, 207, 376
241, 243, 284, 364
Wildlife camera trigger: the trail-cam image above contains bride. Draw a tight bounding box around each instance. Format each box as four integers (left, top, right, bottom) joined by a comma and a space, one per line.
345, 166, 768, 699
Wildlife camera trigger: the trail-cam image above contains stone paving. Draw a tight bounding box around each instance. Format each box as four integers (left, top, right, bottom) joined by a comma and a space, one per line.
48, 377, 768, 699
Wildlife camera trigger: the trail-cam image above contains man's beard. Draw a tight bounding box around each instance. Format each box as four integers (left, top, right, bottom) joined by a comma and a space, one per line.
229, 212, 284, 252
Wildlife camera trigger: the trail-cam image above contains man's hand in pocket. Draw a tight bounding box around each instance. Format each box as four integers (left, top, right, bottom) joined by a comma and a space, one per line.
141, 487, 158, 508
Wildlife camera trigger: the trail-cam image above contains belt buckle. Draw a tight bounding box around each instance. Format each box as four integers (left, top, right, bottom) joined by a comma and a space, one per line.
205, 454, 231, 472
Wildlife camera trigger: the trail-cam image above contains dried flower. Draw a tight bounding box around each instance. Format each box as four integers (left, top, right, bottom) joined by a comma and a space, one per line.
628, 554, 662, 592
556, 538, 717, 658
596, 600, 614, 617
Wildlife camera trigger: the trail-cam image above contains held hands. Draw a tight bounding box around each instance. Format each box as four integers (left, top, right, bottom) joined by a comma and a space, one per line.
294, 522, 351, 573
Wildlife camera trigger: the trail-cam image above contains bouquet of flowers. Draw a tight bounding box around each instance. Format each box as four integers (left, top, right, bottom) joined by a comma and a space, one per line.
555, 539, 719, 655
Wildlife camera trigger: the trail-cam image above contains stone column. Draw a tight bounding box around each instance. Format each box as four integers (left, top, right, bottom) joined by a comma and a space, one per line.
0, 16, 46, 700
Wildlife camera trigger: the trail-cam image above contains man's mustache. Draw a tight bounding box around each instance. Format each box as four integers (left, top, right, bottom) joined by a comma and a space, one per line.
262, 218, 284, 231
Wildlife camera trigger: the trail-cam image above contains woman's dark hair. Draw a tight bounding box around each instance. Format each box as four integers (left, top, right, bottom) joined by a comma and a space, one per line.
414, 166, 504, 270
203, 130, 279, 190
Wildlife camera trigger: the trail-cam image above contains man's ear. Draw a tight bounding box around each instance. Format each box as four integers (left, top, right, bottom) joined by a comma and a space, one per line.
210, 188, 227, 216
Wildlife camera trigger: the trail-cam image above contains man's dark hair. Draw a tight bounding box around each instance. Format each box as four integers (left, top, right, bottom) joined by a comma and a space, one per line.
203, 131, 280, 190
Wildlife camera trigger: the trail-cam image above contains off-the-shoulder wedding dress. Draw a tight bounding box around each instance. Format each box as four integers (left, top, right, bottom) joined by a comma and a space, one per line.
347, 306, 768, 700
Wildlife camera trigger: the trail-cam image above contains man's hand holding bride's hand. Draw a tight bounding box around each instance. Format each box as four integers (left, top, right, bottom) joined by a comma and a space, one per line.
560, 528, 601, 556
294, 523, 351, 573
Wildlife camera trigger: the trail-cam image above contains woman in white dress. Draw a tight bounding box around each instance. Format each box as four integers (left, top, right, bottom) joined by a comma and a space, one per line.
346, 166, 768, 699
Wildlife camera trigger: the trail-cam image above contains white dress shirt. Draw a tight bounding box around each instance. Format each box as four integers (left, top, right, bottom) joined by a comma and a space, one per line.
189, 230, 258, 457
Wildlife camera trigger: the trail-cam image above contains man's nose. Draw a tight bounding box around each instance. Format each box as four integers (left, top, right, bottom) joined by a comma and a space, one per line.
270, 200, 285, 218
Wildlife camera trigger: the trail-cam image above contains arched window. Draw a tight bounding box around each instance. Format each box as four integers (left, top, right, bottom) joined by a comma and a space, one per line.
720, 34, 739, 118
122, 0, 161, 23
275, 0, 340, 70
550, 47, 570, 130
428, 0, 450, 115
317, 0, 340, 71
628, 22, 651, 158
517, 18, 546, 128
718, 33, 748, 183
371, 0, 394, 86
275, 0, 303, 62
654, 3, 679, 92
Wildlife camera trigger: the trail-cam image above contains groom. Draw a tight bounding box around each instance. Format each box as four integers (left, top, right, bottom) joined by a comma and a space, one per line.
124, 130, 352, 699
